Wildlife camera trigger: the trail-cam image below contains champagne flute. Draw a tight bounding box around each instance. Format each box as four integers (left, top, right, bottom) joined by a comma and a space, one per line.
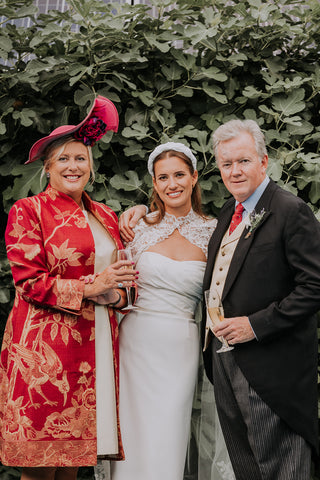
117, 248, 137, 309
204, 289, 234, 354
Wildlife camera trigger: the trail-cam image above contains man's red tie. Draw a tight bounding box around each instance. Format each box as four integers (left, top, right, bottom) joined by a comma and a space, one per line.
229, 203, 244, 234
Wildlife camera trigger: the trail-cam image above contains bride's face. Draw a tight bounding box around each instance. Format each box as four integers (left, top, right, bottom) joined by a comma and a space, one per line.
153, 156, 198, 216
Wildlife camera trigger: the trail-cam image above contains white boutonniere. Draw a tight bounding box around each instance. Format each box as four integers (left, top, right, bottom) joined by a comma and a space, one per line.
244, 208, 266, 239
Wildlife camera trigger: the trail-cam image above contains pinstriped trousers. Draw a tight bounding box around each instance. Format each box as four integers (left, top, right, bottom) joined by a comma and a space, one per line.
211, 339, 311, 480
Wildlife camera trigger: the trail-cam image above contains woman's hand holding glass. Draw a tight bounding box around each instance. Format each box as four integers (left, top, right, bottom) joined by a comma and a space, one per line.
116, 248, 138, 309
83, 257, 138, 307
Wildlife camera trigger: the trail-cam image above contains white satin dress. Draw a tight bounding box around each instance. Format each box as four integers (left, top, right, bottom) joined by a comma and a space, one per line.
111, 250, 205, 480
108, 210, 234, 480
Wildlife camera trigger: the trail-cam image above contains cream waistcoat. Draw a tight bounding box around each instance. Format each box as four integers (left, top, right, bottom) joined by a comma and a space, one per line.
203, 221, 246, 350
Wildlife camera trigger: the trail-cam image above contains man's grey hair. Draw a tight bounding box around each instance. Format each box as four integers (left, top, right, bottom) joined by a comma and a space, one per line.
212, 119, 267, 163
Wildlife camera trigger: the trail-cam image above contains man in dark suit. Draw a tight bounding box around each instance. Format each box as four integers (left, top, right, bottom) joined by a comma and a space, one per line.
203, 119, 320, 479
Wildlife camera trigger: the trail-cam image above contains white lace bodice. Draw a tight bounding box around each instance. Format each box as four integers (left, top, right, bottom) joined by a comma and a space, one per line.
128, 209, 217, 260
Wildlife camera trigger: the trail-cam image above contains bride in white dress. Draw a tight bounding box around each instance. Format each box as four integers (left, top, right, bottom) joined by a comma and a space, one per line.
109, 142, 234, 480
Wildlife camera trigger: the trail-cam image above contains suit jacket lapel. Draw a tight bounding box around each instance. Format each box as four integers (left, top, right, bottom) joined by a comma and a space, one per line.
203, 199, 234, 291
222, 180, 276, 300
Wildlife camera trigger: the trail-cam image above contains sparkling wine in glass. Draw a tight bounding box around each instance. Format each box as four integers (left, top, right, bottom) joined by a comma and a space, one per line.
204, 289, 234, 354
117, 248, 137, 309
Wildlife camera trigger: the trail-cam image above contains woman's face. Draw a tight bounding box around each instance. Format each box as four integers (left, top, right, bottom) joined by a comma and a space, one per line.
46, 141, 90, 206
153, 156, 198, 216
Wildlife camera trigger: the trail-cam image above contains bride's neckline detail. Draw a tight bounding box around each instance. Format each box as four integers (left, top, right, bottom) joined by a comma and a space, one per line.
141, 251, 206, 264
163, 209, 197, 221
128, 208, 217, 260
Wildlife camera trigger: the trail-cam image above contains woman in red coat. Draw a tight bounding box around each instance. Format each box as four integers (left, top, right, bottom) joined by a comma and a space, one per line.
0, 96, 137, 480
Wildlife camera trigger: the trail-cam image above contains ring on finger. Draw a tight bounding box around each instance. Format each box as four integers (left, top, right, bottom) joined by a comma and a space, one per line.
118, 282, 124, 288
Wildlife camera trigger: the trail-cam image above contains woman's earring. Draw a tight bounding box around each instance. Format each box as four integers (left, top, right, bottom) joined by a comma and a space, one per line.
46, 172, 50, 179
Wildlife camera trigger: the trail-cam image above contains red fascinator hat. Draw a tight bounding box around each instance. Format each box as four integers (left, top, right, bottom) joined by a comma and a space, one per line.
26, 95, 119, 164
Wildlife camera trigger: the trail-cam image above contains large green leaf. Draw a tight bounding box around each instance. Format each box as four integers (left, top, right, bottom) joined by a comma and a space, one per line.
271, 89, 306, 116
202, 83, 227, 104
122, 124, 150, 140
267, 157, 283, 182
12, 108, 36, 127
161, 64, 184, 81
143, 33, 170, 52
110, 171, 143, 192
0, 35, 13, 60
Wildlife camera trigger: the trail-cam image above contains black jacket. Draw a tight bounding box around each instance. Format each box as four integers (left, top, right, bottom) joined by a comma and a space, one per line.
202, 179, 320, 454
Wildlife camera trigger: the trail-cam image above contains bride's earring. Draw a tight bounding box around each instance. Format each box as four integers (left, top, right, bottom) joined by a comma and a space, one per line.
46, 172, 50, 179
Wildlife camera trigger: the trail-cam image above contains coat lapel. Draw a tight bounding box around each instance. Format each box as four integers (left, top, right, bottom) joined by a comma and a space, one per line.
203, 199, 234, 291
222, 180, 277, 300
222, 211, 271, 300
82, 191, 123, 249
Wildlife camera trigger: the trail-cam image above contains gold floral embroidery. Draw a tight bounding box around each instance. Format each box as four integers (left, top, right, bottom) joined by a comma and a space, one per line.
82, 388, 95, 410
85, 251, 95, 266
47, 239, 83, 273
79, 362, 91, 374
8, 222, 25, 238
47, 188, 59, 201
54, 279, 83, 310
3, 397, 37, 440
24, 243, 41, 261
1, 314, 13, 351
77, 360, 93, 387
44, 405, 95, 439
0, 186, 124, 466
89, 327, 95, 341
82, 304, 95, 321
63, 314, 78, 328
75, 216, 88, 228
0, 439, 97, 467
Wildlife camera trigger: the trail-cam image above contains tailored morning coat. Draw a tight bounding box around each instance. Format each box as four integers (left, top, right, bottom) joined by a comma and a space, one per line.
202, 179, 320, 455
0, 185, 124, 466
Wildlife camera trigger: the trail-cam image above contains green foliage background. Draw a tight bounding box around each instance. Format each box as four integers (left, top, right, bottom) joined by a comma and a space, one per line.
0, 0, 320, 477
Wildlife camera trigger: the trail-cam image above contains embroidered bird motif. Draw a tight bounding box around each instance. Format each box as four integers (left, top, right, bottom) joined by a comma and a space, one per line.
11, 342, 70, 408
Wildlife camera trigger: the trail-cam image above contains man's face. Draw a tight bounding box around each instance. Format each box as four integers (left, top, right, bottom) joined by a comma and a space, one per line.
216, 132, 268, 203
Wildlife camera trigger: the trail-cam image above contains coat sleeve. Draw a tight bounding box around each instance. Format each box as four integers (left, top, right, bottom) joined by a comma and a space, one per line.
249, 199, 320, 341
5, 199, 85, 314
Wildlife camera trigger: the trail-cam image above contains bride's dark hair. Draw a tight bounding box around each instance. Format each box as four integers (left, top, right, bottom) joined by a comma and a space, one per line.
144, 150, 204, 225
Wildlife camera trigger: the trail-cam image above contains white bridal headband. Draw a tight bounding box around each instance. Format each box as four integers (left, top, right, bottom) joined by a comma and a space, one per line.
147, 141, 197, 175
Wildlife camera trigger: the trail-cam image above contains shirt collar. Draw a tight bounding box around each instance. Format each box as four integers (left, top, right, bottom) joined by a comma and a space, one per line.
236, 175, 270, 216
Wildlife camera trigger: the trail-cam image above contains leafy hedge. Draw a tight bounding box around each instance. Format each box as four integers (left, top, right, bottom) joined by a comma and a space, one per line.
1, 0, 319, 219
0, 0, 319, 475
1, 0, 319, 306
